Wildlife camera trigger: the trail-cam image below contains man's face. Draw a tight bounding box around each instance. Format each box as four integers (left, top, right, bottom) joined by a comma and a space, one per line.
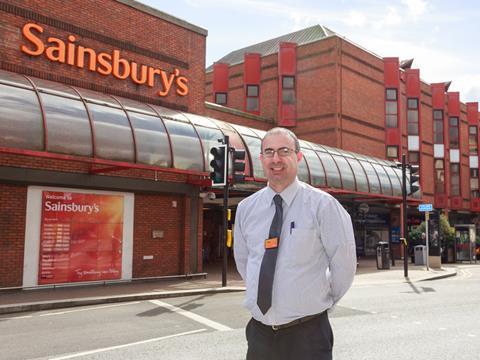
260, 133, 303, 191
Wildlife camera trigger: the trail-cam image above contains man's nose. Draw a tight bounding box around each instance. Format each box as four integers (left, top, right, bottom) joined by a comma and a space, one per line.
271, 151, 282, 161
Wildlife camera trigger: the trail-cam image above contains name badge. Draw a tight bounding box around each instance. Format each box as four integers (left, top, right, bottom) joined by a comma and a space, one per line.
265, 237, 278, 249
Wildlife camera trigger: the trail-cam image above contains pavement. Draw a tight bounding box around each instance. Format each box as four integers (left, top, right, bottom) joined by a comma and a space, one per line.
0, 258, 458, 315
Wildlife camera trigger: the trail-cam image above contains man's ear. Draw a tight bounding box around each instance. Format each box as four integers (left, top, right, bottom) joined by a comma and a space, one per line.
296, 151, 303, 163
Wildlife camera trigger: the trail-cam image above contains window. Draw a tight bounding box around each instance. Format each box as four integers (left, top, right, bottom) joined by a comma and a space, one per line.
282, 76, 295, 104
386, 145, 398, 158
407, 98, 419, 135
471, 168, 479, 198
450, 163, 460, 196
408, 151, 419, 164
434, 159, 444, 194
449, 117, 459, 149
246, 85, 259, 112
469, 126, 478, 154
433, 110, 444, 143
386, 89, 397, 100
215, 92, 227, 105
385, 88, 397, 128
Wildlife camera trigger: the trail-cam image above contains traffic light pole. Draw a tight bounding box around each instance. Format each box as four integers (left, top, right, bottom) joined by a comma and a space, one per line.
402, 153, 409, 278
221, 135, 230, 287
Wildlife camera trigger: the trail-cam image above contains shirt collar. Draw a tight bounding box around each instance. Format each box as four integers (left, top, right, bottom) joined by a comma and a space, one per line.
264, 178, 301, 207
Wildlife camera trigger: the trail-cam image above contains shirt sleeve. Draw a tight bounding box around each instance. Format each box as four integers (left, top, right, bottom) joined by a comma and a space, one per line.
318, 196, 357, 304
233, 202, 248, 281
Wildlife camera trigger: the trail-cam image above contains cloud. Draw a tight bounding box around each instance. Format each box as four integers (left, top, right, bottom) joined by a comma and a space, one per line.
401, 0, 429, 18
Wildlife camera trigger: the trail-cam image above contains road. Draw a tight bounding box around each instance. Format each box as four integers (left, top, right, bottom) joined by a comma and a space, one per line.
1, 265, 479, 360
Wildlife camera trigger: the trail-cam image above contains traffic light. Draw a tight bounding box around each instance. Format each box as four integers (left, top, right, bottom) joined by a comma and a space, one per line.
408, 164, 420, 195
210, 145, 227, 187
232, 148, 246, 183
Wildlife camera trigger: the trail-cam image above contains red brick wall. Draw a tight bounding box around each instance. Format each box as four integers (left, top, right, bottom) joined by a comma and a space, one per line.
0, 184, 27, 287
339, 38, 384, 157
133, 194, 186, 277
1, 0, 206, 114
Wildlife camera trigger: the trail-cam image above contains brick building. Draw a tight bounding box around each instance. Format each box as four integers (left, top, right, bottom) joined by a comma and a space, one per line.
0, 0, 211, 288
1, 0, 396, 288
2, 1, 475, 289
206, 25, 480, 260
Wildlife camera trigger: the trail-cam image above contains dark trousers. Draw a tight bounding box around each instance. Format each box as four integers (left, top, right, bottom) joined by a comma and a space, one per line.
246, 312, 333, 360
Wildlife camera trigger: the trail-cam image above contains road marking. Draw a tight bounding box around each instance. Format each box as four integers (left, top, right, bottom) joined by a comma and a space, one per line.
467, 334, 476, 337
391, 315, 398, 319
150, 299, 232, 331
414, 321, 422, 325
48, 329, 206, 360
439, 327, 447, 331
40, 301, 141, 316
0, 315, 33, 320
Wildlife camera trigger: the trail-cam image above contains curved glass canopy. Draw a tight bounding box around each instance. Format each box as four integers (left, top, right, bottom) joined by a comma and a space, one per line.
0, 69, 409, 197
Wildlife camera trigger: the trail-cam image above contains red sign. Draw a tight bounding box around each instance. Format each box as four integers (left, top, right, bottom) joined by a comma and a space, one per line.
39, 191, 124, 284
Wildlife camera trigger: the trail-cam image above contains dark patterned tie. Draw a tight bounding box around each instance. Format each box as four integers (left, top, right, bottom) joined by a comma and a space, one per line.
257, 194, 283, 315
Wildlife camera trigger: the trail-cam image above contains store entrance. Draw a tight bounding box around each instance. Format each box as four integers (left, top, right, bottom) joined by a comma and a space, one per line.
202, 206, 239, 279
202, 207, 224, 265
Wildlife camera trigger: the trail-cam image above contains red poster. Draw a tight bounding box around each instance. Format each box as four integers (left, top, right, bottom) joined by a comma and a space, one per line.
39, 191, 124, 284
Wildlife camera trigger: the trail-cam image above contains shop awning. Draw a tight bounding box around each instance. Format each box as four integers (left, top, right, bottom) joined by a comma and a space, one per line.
0, 69, 418, 199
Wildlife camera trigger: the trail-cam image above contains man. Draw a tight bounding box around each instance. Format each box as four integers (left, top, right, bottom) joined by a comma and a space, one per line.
234, 127, 357, 360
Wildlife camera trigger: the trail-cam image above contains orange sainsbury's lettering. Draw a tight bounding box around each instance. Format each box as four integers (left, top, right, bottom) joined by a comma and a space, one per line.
21, 23, 44, 56
19, 23, 189, 97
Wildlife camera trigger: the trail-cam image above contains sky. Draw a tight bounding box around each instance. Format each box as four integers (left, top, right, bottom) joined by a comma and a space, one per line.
142, 0, 480, 102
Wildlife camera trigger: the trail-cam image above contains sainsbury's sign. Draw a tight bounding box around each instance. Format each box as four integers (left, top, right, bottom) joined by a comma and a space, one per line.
20, 23, 189, 97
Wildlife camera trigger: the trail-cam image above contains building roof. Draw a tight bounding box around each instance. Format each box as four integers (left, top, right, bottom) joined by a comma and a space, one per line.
206, 25, 335, 71
116, 0, 208, 36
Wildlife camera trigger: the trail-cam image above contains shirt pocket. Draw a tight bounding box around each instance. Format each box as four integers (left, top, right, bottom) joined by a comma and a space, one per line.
284, 227, 319, 266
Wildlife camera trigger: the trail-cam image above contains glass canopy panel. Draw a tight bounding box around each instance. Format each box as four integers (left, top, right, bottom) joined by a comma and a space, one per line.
299, 140, 314, 150
383, 165, 402, 196
87, 103, 135, 162
316, 151, 342, 188
360, 161, 381, 194
249, 128, 267, 139
351, 152, 369, 161
195, 126, 225, 172
298, 156, 310, 183
220, 128, 252, 177
128, 111, 171, 167
323, 145, 343, 156
184, 113, 219, 129
151, 105, 189, 122
163, 119, 203, 171
34, 78, 79, 98
345, 158, 369, 193
75, 88, 121, 108
311, 143, 327, 152
0, 84, 44, 150
40, 93, 93, 156
211, 118, 236, 132
301, 148, 326, 186
372, 163, 393, 195
117, 96, 157, 115
331, 155, 356, 190
0, 69, 32, 88
230, 123, 258, 137
242, 135, 265, 178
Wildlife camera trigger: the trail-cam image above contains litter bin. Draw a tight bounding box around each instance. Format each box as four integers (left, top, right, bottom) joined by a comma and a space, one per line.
376, 242, 390, 270
414, 245, 427, 265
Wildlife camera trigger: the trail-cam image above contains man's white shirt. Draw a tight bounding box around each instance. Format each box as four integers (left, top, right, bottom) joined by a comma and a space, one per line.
234, 178, 357, 326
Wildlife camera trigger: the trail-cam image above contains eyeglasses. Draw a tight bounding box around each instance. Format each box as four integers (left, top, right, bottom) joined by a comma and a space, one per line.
261, 147, 297, 158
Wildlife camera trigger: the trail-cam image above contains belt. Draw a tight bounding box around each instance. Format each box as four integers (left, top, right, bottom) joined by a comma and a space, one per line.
256, 311, 326, 331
